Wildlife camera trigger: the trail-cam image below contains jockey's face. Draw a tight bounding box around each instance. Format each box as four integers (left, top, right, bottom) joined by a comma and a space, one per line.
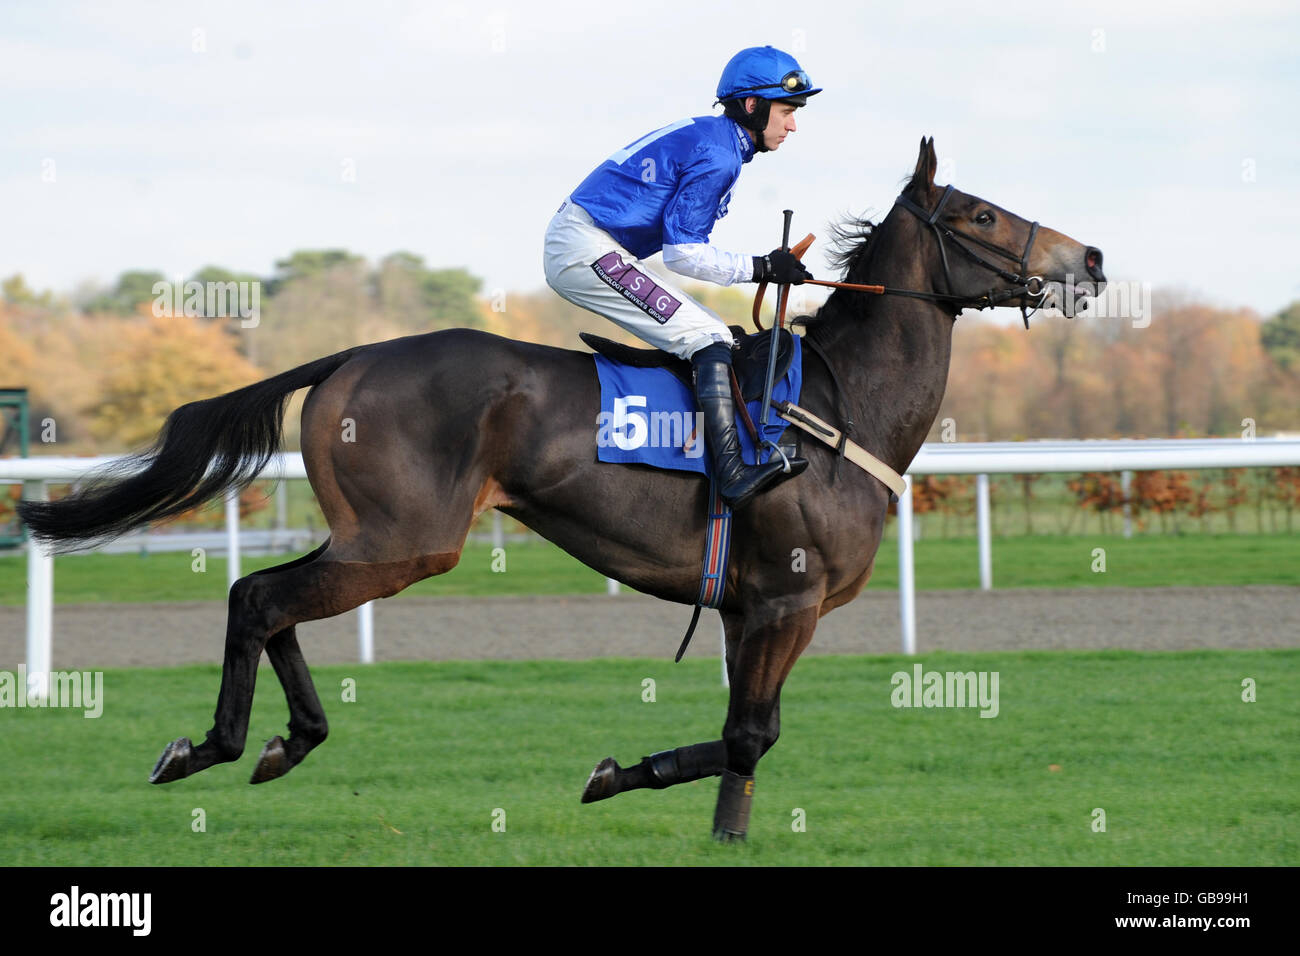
745, 98, 799, 151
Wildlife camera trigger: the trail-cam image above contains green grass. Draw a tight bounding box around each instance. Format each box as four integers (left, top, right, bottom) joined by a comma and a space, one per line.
863, 532, 1300, 590
1, 533, 1296, 606
0, 539, 613, 605
1, 651, 1295, 865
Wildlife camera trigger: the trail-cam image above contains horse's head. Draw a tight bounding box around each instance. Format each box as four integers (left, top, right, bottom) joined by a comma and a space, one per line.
898, 137, 1105, 322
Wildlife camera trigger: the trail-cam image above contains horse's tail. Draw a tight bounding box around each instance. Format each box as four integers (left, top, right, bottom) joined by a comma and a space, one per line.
17, 348, 360, 552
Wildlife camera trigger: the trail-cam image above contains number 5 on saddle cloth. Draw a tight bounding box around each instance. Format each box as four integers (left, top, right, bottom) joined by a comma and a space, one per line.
586, 327, 801, 474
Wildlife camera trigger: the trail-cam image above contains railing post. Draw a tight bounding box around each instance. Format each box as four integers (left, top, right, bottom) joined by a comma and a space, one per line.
358, 601, 374, 663
897, 475, 916, 655
720, 618, 728, 687
1122, 469, 1133, 539
977, 473, 992, 590
23, 479, 52, 702
275, 480, 288, 552
224, 488, 240, 592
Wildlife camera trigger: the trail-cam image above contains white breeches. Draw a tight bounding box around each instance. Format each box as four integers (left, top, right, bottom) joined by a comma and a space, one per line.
543, 199, 735, 360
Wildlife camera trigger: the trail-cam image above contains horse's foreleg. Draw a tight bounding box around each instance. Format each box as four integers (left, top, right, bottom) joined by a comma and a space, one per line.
581, 740, 728, 803
580, 610, 751, 803
712, 604, 819, 842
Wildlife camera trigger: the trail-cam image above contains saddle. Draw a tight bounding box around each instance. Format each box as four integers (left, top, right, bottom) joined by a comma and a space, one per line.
579, 325, 795, 402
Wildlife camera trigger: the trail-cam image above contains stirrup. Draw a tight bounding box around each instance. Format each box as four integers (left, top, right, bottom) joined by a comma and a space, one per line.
760, 440, 793, 474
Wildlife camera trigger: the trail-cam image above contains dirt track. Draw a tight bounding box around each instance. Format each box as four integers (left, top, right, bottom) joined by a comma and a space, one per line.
1, 586, 1296, 670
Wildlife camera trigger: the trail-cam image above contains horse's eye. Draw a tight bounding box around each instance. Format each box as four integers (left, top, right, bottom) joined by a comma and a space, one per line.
975, 211, 994, 225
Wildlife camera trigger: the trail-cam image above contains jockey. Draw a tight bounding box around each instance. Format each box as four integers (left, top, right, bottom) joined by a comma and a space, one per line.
544, 45, 820, 511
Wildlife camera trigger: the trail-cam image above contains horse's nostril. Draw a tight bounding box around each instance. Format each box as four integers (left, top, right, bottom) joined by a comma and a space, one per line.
1086, 247, 1105, 281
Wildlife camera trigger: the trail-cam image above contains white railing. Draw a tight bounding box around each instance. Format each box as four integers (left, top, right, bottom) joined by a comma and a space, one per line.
5, 438, 1300, 697
901, 438, 1300, 654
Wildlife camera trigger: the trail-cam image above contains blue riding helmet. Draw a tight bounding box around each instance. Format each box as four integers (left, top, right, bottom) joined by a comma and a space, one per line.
715, 45, 822, 107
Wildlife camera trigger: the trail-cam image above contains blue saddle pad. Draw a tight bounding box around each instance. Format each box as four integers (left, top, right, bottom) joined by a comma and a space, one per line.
593, 337, 802, 475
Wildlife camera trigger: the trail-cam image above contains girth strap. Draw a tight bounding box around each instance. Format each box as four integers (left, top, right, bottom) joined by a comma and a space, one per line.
800, 332, 854, 485
774, 401, 906, 499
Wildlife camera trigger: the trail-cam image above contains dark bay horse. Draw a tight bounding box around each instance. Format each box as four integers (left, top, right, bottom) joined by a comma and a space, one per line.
18, 138, 1104, 841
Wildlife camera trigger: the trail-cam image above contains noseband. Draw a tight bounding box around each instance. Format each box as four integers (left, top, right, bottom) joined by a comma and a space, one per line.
894, 184, 1047, 327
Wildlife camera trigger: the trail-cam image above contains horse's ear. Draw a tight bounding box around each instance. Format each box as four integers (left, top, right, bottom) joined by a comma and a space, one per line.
909, 136, 938, 195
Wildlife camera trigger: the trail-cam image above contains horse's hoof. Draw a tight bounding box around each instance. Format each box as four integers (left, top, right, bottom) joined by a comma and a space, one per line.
712, 826, 748, 843
149, 737, 192, 785
581, 757, 619, 804
250, 736, 289, 784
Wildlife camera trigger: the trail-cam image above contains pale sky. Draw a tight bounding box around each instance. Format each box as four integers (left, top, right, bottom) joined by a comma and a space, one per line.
2, 0, 1297, 318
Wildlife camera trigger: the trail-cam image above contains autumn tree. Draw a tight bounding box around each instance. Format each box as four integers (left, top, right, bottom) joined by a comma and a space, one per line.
249, 251, 373, 371
84, 270, 167, 316
90, 312, 262, 450
191, 264, 262, 288
0, 307, 39, 386
1261, 301, 1300, 371
268, 250, 364, 291
936, 290, 1298, 440
2, 273, 57, 309
247, 250, 486, 371
375, 252, 483, 332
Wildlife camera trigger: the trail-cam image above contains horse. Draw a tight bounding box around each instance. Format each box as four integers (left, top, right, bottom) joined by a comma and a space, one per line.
18, 137, 1105, 841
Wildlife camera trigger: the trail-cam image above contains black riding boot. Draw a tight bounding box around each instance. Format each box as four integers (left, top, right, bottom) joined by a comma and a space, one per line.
692, 354, 807, 511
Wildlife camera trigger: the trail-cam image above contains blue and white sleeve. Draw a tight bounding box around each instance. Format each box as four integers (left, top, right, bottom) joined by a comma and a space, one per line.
661, 243, 756, 285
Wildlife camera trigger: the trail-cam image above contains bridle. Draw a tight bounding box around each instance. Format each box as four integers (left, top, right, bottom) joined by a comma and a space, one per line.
753, 184, 1053, 333
772, 184, 1050, 329
892, 184, 1047, 327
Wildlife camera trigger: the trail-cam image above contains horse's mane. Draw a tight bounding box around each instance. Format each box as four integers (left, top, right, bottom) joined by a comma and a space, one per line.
819, 174, 916, 288
801, 173, 922, 334
824, 212, 880, 279
795, 212, 881, 336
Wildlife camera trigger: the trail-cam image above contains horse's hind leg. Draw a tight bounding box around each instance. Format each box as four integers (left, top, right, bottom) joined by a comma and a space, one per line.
246, 542, 332, 783
248, 625, 328, 783
149, 543, 457, 784
151, 541, 326, 783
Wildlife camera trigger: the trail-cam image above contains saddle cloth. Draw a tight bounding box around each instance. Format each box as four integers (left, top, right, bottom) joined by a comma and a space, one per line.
590, 331, 802, 475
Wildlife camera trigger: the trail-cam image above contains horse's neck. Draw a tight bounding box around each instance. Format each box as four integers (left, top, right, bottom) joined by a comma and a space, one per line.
807, 221, 955, 473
